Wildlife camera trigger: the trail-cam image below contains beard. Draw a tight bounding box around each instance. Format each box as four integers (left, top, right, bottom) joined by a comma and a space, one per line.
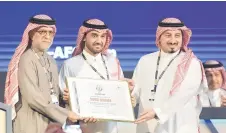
169, 48, 176, 53
86, 43, 104, 55
209, 82, 221, 90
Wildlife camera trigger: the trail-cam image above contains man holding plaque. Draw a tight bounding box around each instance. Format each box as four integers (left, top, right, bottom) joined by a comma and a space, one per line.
4, 14, 82, 133
59, 19, 135, 133
132, 18, 208, 133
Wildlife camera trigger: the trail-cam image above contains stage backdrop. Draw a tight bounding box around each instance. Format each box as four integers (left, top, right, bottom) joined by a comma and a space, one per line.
0, 1, 226, 102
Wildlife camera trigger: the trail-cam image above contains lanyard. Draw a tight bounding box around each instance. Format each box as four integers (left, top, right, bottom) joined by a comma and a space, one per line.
31, 49, 54, 92
152, 50, 181, 93
82, 53, 109, 80
208, 98, 213, 107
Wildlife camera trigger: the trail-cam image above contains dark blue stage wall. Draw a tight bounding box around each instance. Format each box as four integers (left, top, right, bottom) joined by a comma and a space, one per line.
0, 1, 226, 102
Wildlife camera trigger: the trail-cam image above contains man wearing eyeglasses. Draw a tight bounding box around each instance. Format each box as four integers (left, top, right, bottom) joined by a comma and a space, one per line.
4, 14, 83, 133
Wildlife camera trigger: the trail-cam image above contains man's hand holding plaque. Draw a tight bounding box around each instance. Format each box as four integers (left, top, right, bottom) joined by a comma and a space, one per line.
65, 77, 136, 122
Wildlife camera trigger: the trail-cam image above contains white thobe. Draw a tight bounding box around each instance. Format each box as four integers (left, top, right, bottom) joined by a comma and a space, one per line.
59, 50, 123, 133
201, 88, 226, 107
132, 50, 203, 133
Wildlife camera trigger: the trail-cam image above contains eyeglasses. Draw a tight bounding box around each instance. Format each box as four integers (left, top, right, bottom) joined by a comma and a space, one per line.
37, 30, 56, 37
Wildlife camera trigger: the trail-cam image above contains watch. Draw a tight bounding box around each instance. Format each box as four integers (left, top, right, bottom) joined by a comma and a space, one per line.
154, 114, 159, 120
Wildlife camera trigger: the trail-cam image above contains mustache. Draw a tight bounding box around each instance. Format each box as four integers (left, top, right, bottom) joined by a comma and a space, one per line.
42, 39, 51, 42
93, 43, 103, 46
167, 43, 178, 45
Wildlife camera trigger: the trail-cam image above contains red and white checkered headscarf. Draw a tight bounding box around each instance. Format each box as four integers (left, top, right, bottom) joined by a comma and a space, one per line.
156, 18, 192, 52
156, 18, 207, 95
72, 19, 113, 56
203, 60, 226, 90
4, 14, 56, 120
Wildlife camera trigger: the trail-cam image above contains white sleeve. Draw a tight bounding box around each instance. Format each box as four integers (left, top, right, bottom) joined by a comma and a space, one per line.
132, 59, 142, 103
59, 62, 70, 94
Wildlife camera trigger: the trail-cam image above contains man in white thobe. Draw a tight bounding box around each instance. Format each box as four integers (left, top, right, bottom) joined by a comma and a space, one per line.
59, 19, 135, 133
132, 18, 208, 133
201, 60, 226, 107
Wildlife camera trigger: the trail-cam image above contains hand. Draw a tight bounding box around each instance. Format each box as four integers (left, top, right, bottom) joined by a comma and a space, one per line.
131, 95, 137, 107
80, 122, 90, 133
83, 117, 99, 123
221, 95, 226, 107
63, 88, 69, 103
67, 111, 83, 123
134, 109, 156, 124
121, 78, 135, 92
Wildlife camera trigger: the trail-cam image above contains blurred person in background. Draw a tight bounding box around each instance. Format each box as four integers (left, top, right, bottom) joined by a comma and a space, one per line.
202, 60, 226, 107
